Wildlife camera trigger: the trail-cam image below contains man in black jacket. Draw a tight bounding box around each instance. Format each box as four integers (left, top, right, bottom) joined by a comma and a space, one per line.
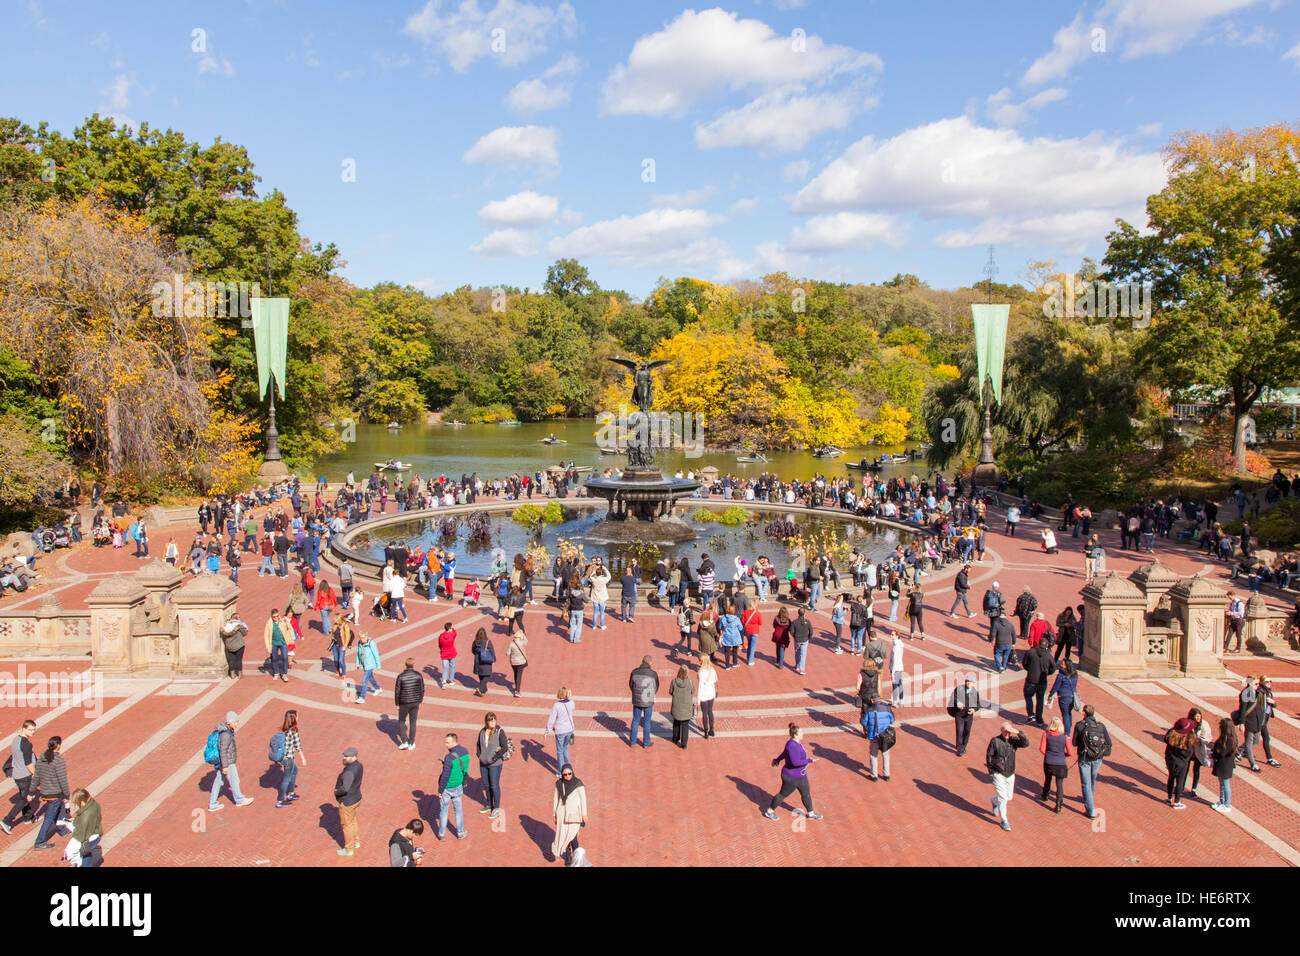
790, 609, 813, 675
628, 656, 659, 748
394, 658, 425, 751
947, 678, 981, 756
986, 722, 1029, 831
983, 581, 1005, 642
949, 564, 975, 618
335, 747, 363, 856
1013, 586, 1038, 641
1022, 641, 1058, 724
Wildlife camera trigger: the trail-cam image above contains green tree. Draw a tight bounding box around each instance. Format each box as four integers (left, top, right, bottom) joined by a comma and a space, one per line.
544, 258, 595, 299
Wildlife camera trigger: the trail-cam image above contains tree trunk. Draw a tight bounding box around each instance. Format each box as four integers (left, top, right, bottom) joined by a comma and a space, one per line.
105, 394, 123, 477
1231, 382, 1262, 475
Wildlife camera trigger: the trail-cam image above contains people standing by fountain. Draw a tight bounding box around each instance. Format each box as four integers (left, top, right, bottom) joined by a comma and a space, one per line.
771, 607, 792, 669
620, 567, 638, 623
567, 574, 586, 644
628, 656, 659, 748
438, 622, 458, 689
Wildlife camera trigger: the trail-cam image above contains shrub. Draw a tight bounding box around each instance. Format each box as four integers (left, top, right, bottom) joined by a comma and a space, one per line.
715, 505, 753, 526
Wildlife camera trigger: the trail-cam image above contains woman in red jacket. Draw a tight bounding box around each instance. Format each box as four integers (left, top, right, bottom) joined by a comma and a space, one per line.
314, 580, 338, 636
771, 607, 792, 669
438, 622, 458, 689
741, 604, 762, 666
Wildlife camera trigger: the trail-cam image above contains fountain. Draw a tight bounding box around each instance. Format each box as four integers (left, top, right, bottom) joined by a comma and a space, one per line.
583, 357, 700, 542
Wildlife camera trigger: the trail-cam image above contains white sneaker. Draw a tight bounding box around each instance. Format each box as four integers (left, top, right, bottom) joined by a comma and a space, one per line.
398, 742, 409, 750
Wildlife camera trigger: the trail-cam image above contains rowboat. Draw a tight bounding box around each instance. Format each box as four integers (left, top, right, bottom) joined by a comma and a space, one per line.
499, 420, 521, 426
846, 460, 882, 472
445, 421, 467, 427
812, 448, 842, 458
374, 460, 412, 471
540, 437, 568, 444
599, 447, 621, 455
736, 454, 770, 463
386, 422, 401, 429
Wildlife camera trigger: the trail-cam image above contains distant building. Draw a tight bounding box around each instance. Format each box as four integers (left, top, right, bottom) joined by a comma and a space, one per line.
1170, 386, 1300, 426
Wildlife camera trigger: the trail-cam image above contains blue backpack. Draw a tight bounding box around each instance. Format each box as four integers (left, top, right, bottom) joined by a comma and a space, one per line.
268, 732, 286, 763
204, 731, 222, 766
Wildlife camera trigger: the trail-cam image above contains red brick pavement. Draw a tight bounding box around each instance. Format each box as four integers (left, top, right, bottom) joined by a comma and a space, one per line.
1, 502, 1297, 866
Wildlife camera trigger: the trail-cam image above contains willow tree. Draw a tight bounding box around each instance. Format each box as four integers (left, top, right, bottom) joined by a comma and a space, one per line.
0, 195, 258, 492
1103, 124, 1300, 473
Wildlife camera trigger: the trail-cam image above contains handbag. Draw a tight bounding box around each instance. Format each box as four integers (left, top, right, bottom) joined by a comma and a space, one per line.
878, 725, 897, 751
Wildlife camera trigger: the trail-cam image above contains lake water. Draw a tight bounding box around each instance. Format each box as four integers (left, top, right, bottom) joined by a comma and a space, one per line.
345, 504, 909, 582
313, 420, 927, 485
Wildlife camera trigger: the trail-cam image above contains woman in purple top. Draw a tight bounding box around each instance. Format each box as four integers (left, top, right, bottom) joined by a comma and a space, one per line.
763, 723, 823, 821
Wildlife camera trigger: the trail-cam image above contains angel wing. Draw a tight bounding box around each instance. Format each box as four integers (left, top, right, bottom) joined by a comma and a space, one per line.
608, 357, 640, 372
644, 360, 671, 371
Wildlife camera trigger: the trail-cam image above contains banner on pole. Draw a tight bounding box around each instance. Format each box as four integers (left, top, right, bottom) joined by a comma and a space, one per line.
250, 298, 290, 401
971, 304, 1009, 405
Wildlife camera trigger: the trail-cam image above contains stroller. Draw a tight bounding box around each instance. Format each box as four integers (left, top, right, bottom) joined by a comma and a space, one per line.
370, 593, 394, 620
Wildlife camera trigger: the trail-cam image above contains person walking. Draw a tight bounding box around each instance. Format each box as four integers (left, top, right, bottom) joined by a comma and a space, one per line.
1163, 716, 1196, 809
476, 713, 510, 819
589, 562, 610, 630
314, 580, 338, 637
906, 585, 926, 641
1014, 586, 1038, 642
545, 688, 577, 772
947, 677, 981, 756
986, 722, 1029, 831
983, 581, 1005, 642
890, 635, 906, 705
790, 608, 813, 675
328, 617, 354, 680
1187, 707, 1212, 799
1022, 639, 1058, 725
394, 658, 424, 750
628, 656, 659, 748
220, 614, 248, 679
763, 724, 823, 821
1039, 716, 1073, 814
354, 632, 382, 703
334, 747, 363, 855
1, 719, 38, 833
991, 615, 1017, 673
1047, 660, 1079, 735
669, 665, 695, 750
274, 709, 306, 809
438, 621, 458, 689
389, 819, 425, 867
718, 605, 743, 670
507, 629, 528, 698
31, 736, 73, 850
1210, 717, 1238, 814
1083, 535, 1100, 582
741, 603, 762, 666
1225, 592, 1246, 653
829, 593, 846, 654
552, 764, 587, 866
62, 788, 102, 867
697, 602, 720, 665
436, 733, 471, 840
1259, 676, 1281, 768
863, 697, 896, 782
471, 628, 496, 696
263, 608, 290, 683
207, 713, 254, 813
567, 578, 586, 644
949, 564, 975, 618
1071, 704, 1112, 820
1238, 676, 1266, 771
770, 607, 791, 669
1053, 607, 1078, 664
697, 656, 717, 739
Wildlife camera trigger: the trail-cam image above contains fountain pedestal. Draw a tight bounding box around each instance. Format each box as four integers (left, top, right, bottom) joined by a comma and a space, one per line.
584, 468, 700, 543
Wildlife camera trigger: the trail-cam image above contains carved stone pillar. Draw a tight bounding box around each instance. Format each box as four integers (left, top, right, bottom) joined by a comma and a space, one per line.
1080, 573, 1148, 679
173, 574, 239, 677
1129, 559, 1179, 616
1170, 576, 1228, 677
34, 593, 63, 654
88, 575, 148, 675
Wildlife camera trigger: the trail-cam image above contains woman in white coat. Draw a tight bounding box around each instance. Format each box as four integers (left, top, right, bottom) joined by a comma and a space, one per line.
552, 764, 588, 866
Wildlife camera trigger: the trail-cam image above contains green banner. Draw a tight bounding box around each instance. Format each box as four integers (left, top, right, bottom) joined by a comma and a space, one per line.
251, 298, 290, 401
971, 303, 1009, 405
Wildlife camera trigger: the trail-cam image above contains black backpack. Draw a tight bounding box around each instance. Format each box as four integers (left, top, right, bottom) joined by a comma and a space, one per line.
1078, 719, 1111, 761
850, 602, 868, 628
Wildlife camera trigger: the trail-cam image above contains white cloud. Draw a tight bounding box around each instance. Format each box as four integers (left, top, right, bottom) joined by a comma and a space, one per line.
411, 277, 440, 294
27, 0, 46, 27
405, 0, 577, 72
787, 212, 902, 252
1022, 0, 1265, 86
985, 86, 1067, 126
791, 115, 1164, 247
505, 53, 579, 114
782, 159, 811, 182
197, 53, 236, 77
374, 52, 411, 70
462, 125, 559, 168
1137, 121, 1163, 136
557, 207, 583, 225
1286, 40, 1300, 65
933, 209, 1122, 250
548, 207, 724, 266
478, 190, 559, 226
470, 228, 540, 256
101, 73, 132, 111
713, 240, 813, 282
600, 8, 880, 118
89, 31, 110, 49
727, 197, 759, 216
650, 186, 716, 208
694, 83, 877, 151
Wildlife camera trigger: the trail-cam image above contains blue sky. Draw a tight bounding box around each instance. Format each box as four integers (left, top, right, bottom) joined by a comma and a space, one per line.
4, 0, 1299, 298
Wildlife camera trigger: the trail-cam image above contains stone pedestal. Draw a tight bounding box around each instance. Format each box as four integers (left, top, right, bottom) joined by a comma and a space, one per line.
258, 459, 292, 482
1129, 559, 1179, 616
173, 574, 239, 678
88, 575, 148, 675
1170, 575, 1227, 677
34, 594, 63, 654
1243, 594, 1286, 655
1081, 573, 1148, 678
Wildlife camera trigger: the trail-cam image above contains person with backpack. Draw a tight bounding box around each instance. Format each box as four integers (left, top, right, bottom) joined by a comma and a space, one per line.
1071, 704, 1112, 819
1163, 716, 1197, 809
947, 677, 981, 756
1038, 716, 1073, 814
354, 632, 382, 703
389, 819, 425, 867
552, 763, 588, 866
273, 709, 306, 809
395, 658, 425, 750
1, 719, 38, 834
985, 722, 1029, 831
437, 733, 472, 840
545, 687, 577, 771
1210, 717, 1238, 814
334, 747, 363, 856
1047, 660, 1080, 734
983, 582, 1005, 642
763, 724, 823, 821
471, 627, 496, 696
476, 713, 510, 819
849, 592, 870, 654
949, 564, 975, 618
906, 585, 926, 641
207, 713, 254, 813
863, 697, 896, 782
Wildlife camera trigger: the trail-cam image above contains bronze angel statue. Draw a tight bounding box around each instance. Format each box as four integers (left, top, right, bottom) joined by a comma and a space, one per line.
608, 357, 669, 412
